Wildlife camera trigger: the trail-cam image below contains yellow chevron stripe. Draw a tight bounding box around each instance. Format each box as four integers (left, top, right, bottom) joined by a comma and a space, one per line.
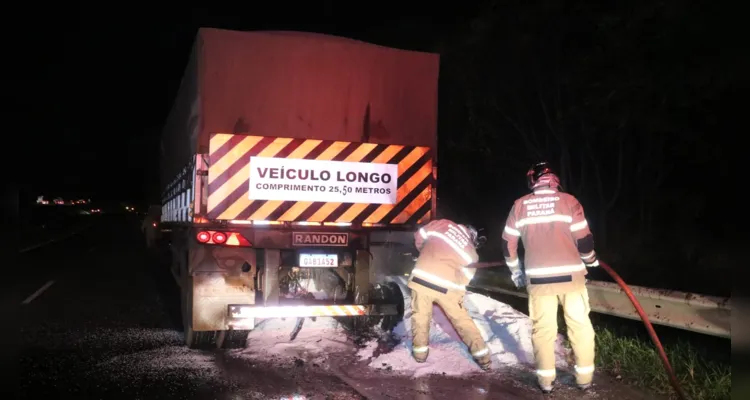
336, 203, 369, 223
207, 137, 270, 210
362, 148, 430, 223
276, 141, 353, 221
288, 139, 323, 159
247, 139, 324, 221
278, 202, 313, 221
372, 145, 404, 164
333, 144, 414, 223
206, 134, 433, 224
248, 200, 284, 221
418, 211, 431, 224
216, 138, 293, 220
317, 141, 351, 161
391, 184, 432, 224
209, 133, 234, 151
208, 136, 263, 185
344, 142, 377, 162
307, 143, 379, 222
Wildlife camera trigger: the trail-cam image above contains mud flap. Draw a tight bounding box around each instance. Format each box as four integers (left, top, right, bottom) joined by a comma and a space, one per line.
187, 245, 257, 332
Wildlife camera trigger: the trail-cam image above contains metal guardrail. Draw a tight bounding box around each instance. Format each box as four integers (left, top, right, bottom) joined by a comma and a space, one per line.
469, 274, 731, 338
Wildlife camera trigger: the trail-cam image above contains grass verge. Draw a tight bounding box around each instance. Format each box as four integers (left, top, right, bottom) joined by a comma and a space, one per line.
593, 327, 731, 400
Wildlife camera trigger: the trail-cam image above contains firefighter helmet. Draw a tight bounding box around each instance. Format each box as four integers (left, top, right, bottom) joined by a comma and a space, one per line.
462, 224, 486, 248
526, 161, 560, 190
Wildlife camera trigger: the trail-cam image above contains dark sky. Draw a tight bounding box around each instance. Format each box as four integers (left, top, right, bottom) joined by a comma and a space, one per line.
17, 2, 736, 208
19, 5, 476, 204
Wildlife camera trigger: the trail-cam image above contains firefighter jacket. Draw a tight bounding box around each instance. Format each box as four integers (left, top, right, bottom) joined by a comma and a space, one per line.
501, 187, 599, 296
408, 219, 479, 294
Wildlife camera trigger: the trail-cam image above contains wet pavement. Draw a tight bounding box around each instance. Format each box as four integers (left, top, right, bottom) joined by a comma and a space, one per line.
329, 352, 660, 400
13, 215, 662, 399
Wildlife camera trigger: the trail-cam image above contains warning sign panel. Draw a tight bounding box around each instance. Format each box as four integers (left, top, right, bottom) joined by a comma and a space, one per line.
248, 156, 398, 204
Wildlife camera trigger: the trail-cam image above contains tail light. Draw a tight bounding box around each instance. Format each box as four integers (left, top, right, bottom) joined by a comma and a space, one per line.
212, 232, 227, 244
196, 230, 251, 247
196, 231, 211, 243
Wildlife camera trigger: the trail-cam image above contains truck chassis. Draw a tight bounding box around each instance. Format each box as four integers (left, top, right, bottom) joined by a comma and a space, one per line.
161, 223, 410, 348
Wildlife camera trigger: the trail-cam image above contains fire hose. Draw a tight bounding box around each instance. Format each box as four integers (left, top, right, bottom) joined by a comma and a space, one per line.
468, 260, 688, 399
598, 260, 688, 400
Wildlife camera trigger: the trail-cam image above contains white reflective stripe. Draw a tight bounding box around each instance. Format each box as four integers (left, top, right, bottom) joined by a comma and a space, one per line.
580, 250, 595, 260
534, 189, 556, 195
536, 369, 556, 377
586, 260, 600, 267
462, 267, 476, 280
526, 264, 585, 276
472, 348, 489, 357
505, 258, 519, 267
423, 231, 474, 264
504, 225, 521, 236
419, 228, 428, 239
570, 219, 588, 232
516, 214, 573, 227
413, 346, 429, 353
575, 365, 595, 374
412, 268, 467, 291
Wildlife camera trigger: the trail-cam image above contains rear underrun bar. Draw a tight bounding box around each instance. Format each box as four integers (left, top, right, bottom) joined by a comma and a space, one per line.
228, 304, 399, 319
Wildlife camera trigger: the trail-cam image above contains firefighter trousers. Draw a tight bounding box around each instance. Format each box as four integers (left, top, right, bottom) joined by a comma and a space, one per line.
410, 287, 491, 367
528, 287, 596, 387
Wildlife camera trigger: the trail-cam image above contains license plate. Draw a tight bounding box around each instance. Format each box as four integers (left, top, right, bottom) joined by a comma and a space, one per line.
299, 253, 338, 267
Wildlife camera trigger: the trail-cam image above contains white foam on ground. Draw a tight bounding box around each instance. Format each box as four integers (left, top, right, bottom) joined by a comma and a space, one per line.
239, 317, 351, 365
357, 277, 570, 377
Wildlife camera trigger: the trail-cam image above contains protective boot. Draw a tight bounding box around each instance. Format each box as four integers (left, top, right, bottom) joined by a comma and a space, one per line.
578, 382, 592, 391
539, 382, 553, 394
413, 347, 429, 363
475, 353, 492, 371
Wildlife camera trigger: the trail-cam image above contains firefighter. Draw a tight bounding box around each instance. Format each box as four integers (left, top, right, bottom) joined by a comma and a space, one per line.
501, 162, 598, 393
407, 219, 492, 370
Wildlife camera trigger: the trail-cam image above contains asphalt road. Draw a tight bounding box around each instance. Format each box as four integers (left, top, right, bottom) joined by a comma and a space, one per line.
16, 216, 365, 399
14, 215, 661, 400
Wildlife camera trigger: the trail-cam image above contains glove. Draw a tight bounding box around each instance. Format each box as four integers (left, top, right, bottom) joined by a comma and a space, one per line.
511, 270, 526, 288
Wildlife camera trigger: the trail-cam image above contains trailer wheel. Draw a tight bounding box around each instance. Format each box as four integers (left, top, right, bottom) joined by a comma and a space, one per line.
339, 281, 406, 338
379, 281, 405, 332
185, 327, 218, 349
217, 329, 250, 349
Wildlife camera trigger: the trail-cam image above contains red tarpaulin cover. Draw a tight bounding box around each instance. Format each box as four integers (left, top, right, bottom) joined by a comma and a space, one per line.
161, 28, 440, 186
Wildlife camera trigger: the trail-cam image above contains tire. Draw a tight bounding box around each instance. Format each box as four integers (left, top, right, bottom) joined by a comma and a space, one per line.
340, 282, 406, 337
218, 329, 250, 349
185, 327, 218, 349
378, 281, 406, 333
